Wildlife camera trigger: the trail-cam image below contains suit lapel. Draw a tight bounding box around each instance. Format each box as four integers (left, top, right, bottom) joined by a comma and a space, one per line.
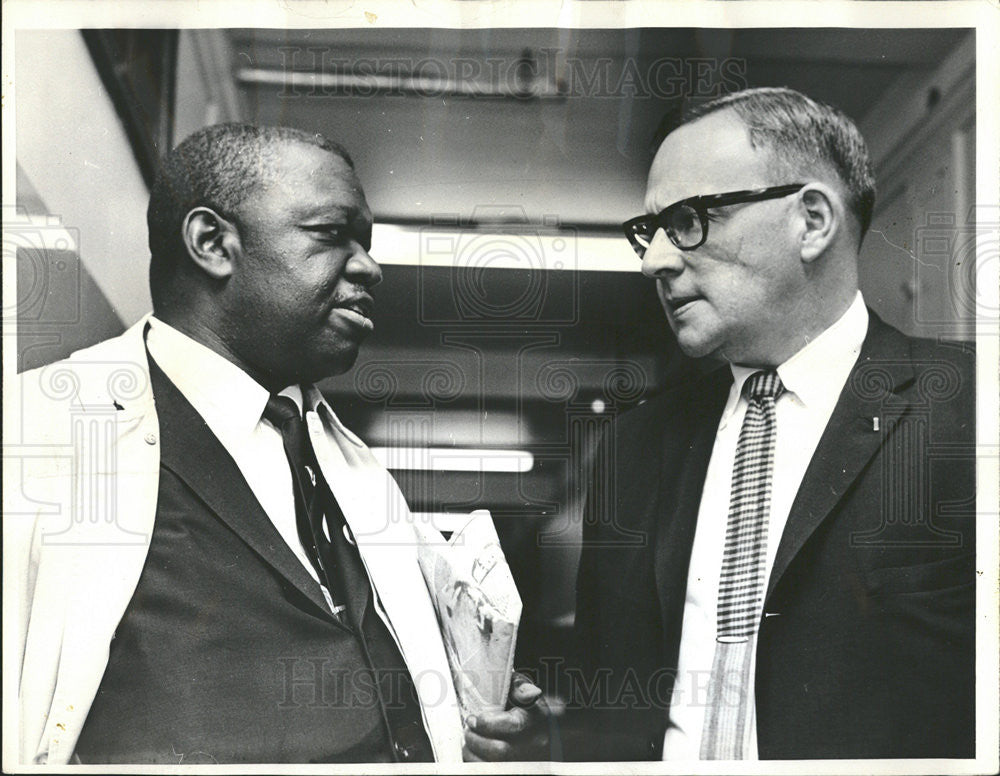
765, 315, 916, 602
654, 367, 732, 628
148, 356, 339, 623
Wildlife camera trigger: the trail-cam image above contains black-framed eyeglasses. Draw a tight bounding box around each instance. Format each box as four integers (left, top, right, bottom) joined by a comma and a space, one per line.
622, 183, 806, 257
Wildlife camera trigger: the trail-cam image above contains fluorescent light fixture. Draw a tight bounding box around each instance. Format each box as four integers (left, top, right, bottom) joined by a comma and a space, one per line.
370, 223, 640, 272
235, 67, 564, 99
371, 447, 534, 473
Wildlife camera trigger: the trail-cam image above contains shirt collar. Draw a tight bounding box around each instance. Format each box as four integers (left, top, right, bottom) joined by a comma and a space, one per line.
302, 383, 333, 418
723, 291, 869, 421
146, 316, 310, 437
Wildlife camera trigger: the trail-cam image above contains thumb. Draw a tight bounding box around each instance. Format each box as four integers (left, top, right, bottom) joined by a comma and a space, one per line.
509, 673, 543, 709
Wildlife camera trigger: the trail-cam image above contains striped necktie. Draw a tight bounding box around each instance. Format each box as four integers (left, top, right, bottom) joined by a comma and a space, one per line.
263, 394, 346, 617
700, 369, 785, 759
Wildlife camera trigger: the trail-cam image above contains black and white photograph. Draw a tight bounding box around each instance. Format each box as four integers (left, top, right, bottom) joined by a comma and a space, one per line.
3, 0, 998, 772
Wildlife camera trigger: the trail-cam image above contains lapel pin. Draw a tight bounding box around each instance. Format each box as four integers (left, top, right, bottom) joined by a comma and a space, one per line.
872, 416, 880, 432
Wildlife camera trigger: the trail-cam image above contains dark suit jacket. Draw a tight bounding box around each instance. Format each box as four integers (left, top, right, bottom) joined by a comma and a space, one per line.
570, 312, 976, 761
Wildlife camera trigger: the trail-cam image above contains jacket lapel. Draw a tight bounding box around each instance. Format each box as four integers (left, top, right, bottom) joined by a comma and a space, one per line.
765, 314, 916, 602
655, 367, 732, 632
148, 356, 339, 623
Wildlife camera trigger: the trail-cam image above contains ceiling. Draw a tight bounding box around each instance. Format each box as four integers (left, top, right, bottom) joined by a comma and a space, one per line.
223, 26, 971, 225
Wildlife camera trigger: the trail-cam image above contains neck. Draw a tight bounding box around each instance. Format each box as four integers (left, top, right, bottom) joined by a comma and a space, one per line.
730, 287, 859, 369
153, 310, 288, 393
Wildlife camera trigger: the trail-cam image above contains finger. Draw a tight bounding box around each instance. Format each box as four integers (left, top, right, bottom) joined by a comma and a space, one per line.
461, 745, 485, 763
510, 671, 533, 687
509, 676, 544, 708
467, 707, 531, 737
463, 728, 511, 761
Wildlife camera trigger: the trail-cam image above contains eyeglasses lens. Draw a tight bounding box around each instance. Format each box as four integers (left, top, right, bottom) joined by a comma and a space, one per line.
665, 204, 702, 249
631, 225, 653, 254
627, 203, 704, 257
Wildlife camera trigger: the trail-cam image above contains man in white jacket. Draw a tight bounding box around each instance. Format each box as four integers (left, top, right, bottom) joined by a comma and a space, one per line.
7, 124, 479, 764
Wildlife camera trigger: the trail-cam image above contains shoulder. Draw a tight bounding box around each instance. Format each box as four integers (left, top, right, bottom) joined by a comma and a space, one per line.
13, 325, 155, 451
905, 333, 975, 378
863, 311, 975, 389
905, 332, 975, 432
615, 360, 730, 432
17, 322, 151, 401
859, 313, 975, 436
864, 309, 974, 364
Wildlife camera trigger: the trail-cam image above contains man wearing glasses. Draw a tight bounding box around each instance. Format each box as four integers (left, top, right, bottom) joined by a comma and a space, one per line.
568, 87, 975, 760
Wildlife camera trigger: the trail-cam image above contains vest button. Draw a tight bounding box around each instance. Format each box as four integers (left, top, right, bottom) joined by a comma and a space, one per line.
144, 433, 157, 445
393, 741, 412, 761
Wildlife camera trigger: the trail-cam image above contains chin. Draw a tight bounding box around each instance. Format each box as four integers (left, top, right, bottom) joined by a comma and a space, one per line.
675, 332, 720, 360
286, 347, 361, 386
320, 347, 362, 378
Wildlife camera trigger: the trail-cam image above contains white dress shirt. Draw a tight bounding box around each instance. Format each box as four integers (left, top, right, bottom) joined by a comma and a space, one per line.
663, 291, 869, 760
145, 316, 338, 609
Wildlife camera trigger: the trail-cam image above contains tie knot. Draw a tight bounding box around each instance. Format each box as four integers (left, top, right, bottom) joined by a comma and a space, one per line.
263, 394, 302, 426
744, 370, 784, 400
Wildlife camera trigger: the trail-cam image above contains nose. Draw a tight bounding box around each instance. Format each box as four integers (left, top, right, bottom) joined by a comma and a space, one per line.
347, 244, 382, 288
640, 228, 685, 279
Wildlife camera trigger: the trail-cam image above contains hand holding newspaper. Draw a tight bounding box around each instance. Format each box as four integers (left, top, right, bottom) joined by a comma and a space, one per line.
414, 512, 522, 718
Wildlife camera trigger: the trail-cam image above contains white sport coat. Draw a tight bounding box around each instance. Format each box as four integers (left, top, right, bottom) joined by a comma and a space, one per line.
3, 317, 463, 765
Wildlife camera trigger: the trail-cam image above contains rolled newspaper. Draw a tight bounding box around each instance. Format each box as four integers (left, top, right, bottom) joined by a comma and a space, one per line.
414, 512, 522, 717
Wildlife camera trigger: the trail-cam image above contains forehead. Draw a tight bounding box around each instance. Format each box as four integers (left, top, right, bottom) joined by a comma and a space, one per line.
644, 110, 774, 213
244, 141, 369, 222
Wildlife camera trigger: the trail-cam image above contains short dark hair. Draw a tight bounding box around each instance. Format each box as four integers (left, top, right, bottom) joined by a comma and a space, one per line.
147, 123, 354, 304
679, 87, 876, 237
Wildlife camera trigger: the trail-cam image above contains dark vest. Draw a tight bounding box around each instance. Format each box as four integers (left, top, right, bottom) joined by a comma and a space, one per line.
75, 356, 432, 764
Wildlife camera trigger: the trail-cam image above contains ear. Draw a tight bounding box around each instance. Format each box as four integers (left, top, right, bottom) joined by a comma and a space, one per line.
797, 184, 840, 263
180, 207, 240, 280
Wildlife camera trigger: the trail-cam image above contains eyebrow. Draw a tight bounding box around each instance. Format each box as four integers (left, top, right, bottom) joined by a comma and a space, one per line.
299, 220, 350, 229
297, 204, 354, 222
299, 209, 373, 229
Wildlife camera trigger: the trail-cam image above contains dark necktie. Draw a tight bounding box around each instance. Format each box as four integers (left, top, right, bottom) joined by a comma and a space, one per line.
263, 395, 433, 760
263, 394, 344, 614
700, 370, 785, 759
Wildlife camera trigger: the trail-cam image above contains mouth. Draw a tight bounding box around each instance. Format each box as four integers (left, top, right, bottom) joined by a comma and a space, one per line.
666, 294, 702, 316
332, 294, 375, 331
